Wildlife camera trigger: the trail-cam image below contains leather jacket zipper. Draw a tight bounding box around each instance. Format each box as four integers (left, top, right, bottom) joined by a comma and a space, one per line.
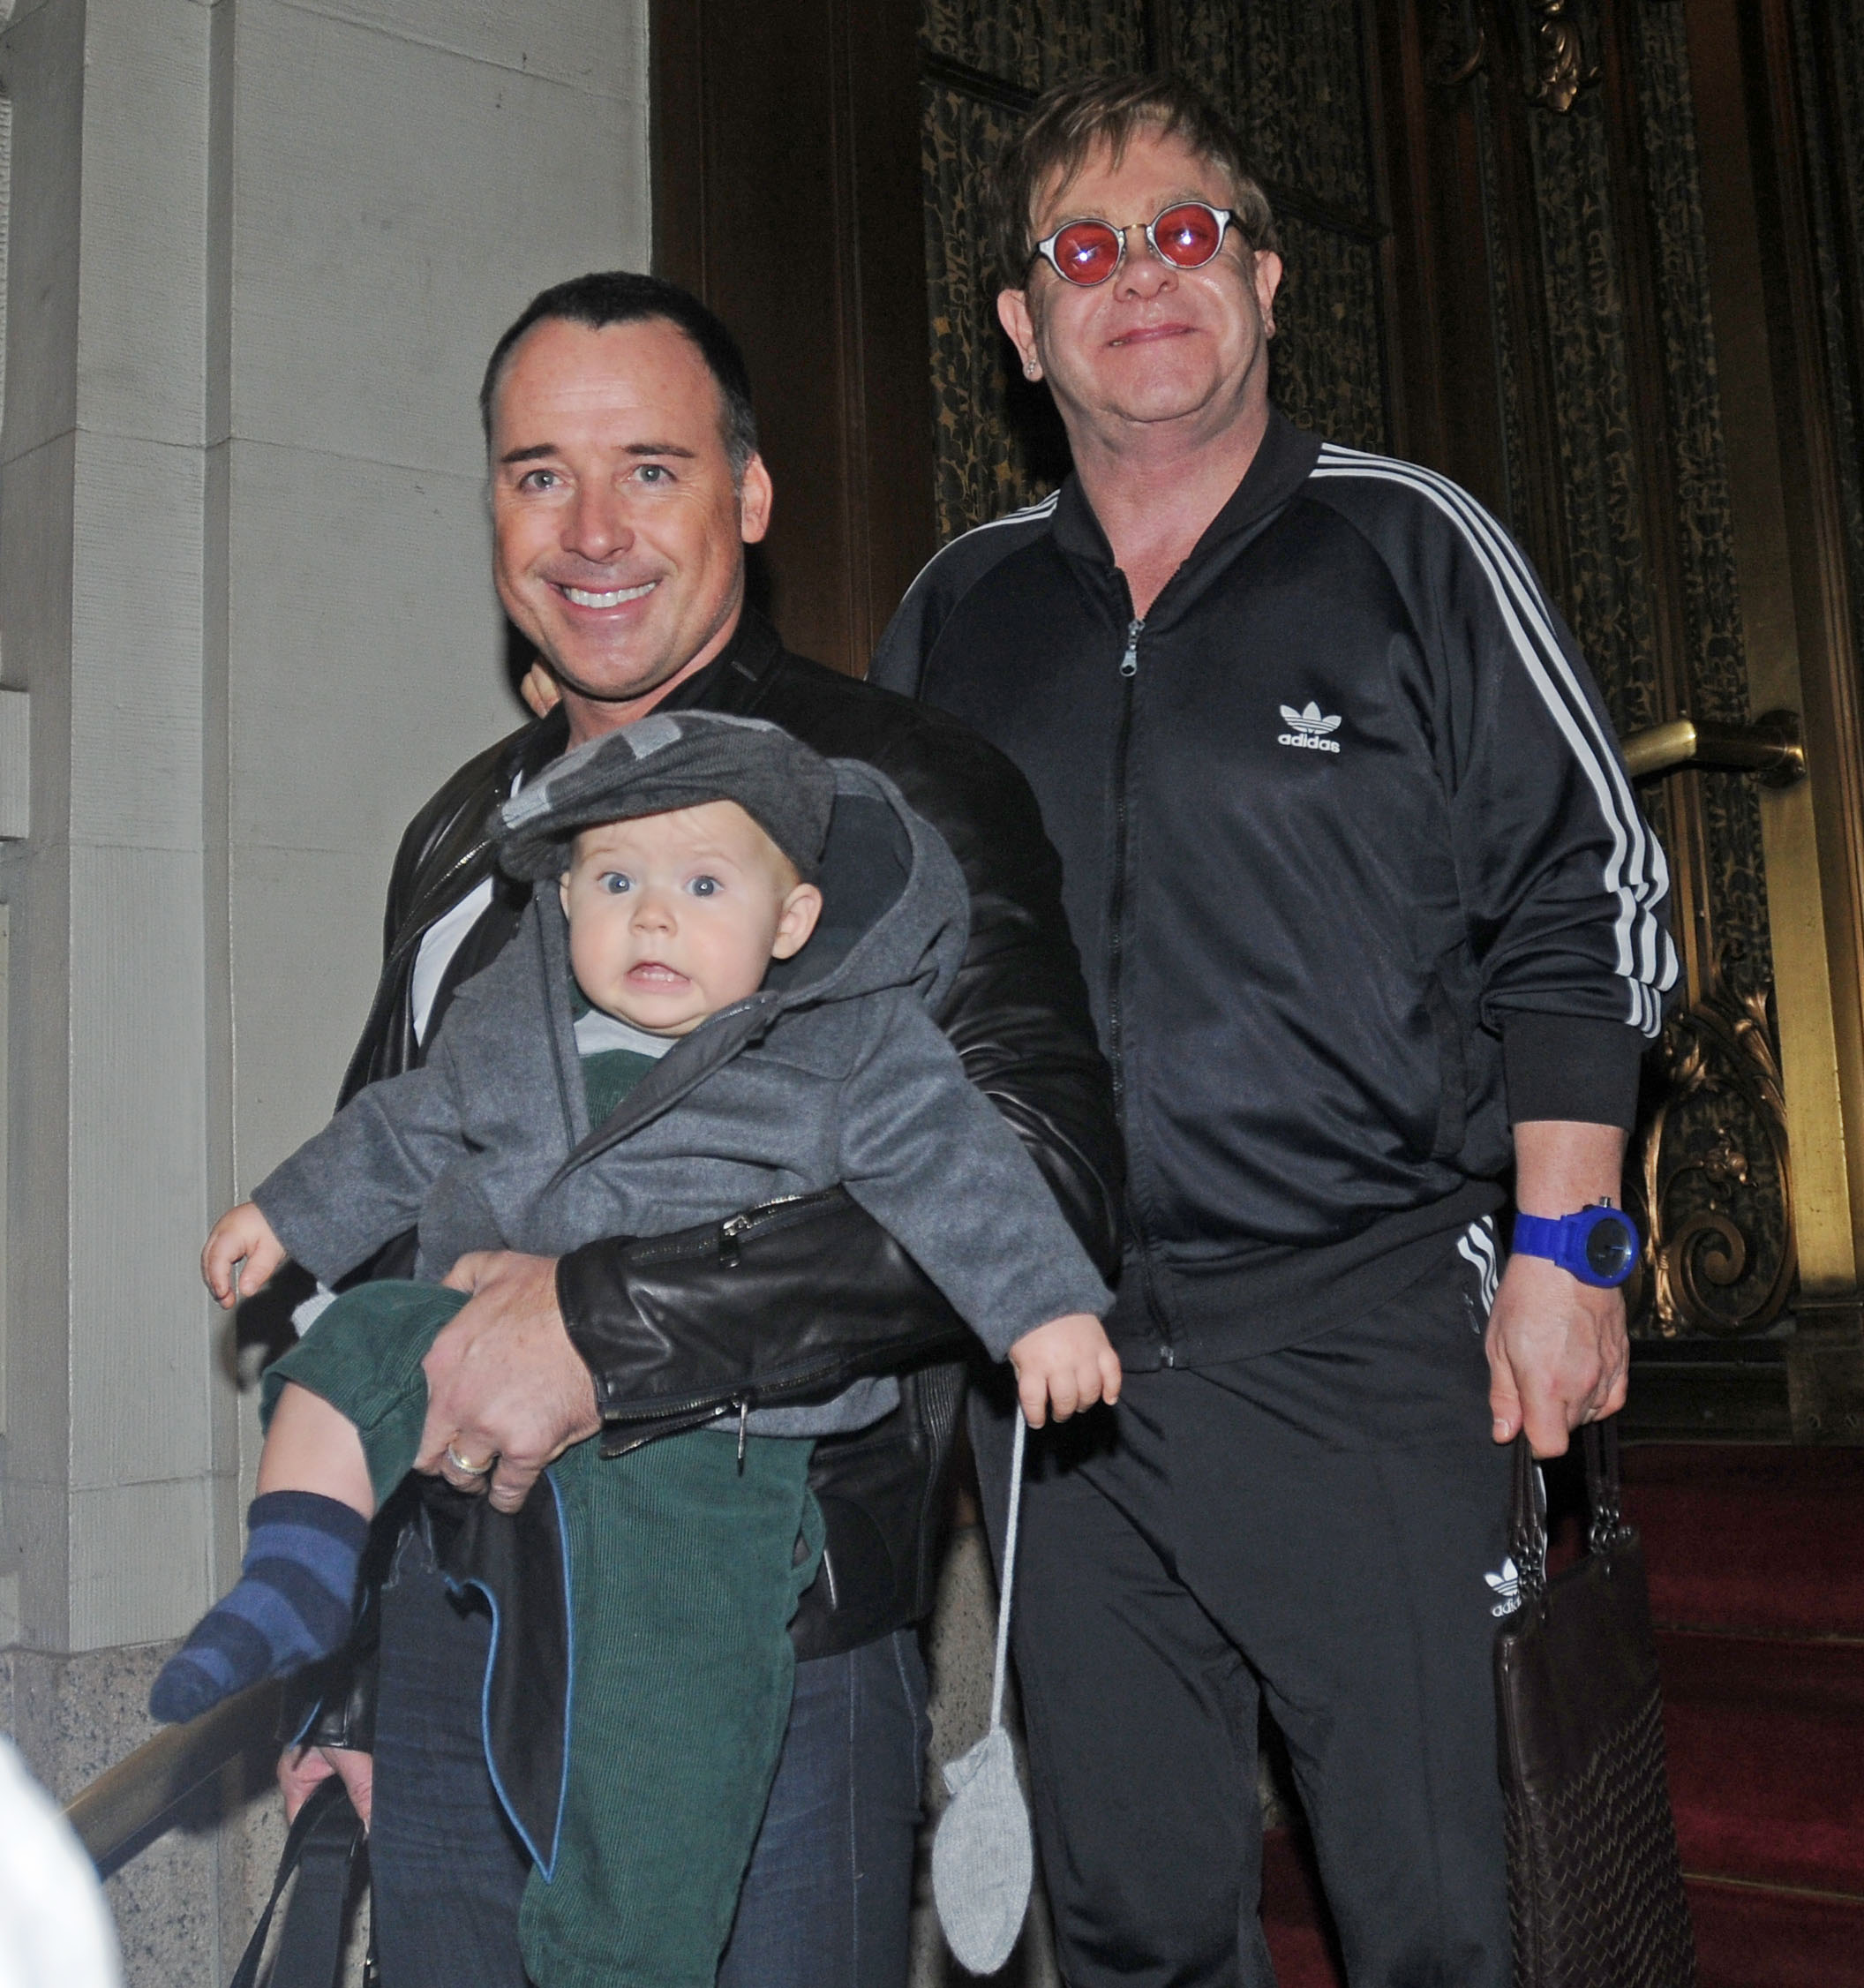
718, 1192, 812, 1266
601, 1339, 863, 1455
601, 1398, 736, 1458
617, 1189, 831, 1274
596, 1189, 852, 1455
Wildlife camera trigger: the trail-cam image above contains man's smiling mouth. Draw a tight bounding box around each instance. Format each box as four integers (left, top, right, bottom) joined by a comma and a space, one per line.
560, 580, 658, 608
1109, 322, 1196, 346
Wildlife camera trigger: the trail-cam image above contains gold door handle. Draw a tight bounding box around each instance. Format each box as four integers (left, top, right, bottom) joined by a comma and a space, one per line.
1621, 709, 1806, 786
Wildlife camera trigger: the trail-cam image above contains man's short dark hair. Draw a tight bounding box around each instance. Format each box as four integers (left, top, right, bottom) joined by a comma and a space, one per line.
990, 74, 1279, 291
479, 271, 760, 476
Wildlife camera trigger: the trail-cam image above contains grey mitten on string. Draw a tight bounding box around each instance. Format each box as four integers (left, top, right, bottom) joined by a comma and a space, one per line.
933, 1413, 1033, 1975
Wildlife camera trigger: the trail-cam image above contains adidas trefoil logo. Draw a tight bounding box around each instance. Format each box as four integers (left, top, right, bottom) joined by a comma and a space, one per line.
1485, 1556, 1522, 1618
1277, 701, 1342, 754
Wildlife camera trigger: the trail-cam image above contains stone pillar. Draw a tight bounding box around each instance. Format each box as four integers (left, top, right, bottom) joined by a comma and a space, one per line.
0, 2, 648, 1978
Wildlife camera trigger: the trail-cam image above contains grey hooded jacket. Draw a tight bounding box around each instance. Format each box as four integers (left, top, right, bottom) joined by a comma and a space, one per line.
253, 756, 1113, 1422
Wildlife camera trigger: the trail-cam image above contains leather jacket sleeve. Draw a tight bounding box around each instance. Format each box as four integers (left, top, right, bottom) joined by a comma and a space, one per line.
559, 704, 1122, 1430
561, 1189, 973, 1437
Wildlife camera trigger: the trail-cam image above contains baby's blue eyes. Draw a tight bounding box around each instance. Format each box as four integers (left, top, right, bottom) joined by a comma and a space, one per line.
595, 872, 723, 896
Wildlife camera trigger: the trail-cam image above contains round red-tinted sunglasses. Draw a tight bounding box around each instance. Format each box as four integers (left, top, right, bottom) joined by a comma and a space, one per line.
1029, 201, 1243, 287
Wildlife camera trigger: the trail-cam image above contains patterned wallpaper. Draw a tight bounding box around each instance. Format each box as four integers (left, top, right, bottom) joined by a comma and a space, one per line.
922, 0, 1144, 94
1261, 215, 1388, 451
1463, 1, 1770, 1006
1470, 71, 1533, 545
922, 83, 1071, 538
1633, 3, 1771, 1003
1517, 80, 1664, 738
1171, 0, 1375, 213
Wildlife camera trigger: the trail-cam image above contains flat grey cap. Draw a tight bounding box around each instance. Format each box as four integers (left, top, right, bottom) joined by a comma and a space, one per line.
493, 710, 837, 882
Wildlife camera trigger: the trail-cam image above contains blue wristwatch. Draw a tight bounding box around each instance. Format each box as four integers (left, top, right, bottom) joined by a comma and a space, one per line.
1510, 1201, 1641, 1288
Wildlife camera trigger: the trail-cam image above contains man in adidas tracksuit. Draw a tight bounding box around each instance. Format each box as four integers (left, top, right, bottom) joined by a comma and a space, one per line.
870, 75, 1676, 1988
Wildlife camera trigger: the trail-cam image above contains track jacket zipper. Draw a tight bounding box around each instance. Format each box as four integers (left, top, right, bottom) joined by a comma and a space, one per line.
1109, 609, 1179, 1366
1107, 614, 1143, 1118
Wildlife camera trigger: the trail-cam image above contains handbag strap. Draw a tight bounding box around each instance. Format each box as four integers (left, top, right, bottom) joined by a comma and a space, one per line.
987, 1413, 1029, 1734
1508, 1415, 1628, 1606
1507, 1432, 1550, 1607
1582, 1415, 1625, 1555
228, 1775, 366, 1988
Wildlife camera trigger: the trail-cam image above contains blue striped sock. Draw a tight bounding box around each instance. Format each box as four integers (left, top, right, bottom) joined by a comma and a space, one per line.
149, 1491, 368, 1724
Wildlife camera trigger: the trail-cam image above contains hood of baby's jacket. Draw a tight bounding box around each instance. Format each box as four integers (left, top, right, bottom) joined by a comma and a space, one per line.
754, 757, 969, 1019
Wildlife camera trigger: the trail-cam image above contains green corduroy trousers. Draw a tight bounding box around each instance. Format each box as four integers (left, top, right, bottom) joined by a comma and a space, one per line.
267, 1281, 821, 1986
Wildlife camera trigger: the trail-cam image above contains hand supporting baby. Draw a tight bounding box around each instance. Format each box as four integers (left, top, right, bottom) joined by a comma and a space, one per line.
1007, 1312, 1122, 1428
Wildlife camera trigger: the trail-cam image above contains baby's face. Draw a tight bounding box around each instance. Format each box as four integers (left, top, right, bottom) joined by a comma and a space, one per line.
560, 801, 823, 1035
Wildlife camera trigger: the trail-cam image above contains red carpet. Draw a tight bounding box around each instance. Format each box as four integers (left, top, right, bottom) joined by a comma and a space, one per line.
1259, 1827, 1342, 1988
1624, 1443, 1864, 1638
1254, 1442, 1864, 1987
1623, 1443, 1864, 1988
1657, 1630, 1864, 1894
1686, 1879, 1864, 1987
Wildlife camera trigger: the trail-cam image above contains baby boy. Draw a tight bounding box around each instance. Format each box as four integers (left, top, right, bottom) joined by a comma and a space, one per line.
150, 711, 1118, 1988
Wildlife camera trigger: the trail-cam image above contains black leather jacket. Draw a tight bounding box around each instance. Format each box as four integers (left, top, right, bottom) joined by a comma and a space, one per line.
322, 612, 1118, 1707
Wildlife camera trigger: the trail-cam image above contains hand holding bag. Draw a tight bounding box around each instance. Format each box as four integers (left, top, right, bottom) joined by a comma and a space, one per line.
1493, 1419, 1695, 1987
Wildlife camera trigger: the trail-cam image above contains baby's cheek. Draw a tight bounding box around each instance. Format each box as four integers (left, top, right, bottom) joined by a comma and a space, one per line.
567, 908, 622, 993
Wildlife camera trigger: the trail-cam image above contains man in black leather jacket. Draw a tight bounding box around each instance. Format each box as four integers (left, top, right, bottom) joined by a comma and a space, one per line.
282, 272, 1118, 1988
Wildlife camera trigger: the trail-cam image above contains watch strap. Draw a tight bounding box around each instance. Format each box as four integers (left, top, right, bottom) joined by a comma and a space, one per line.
1511, 1211, 1568, 1268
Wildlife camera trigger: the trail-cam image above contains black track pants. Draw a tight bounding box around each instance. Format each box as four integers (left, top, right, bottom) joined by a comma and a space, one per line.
971, 1239, 1514, 1988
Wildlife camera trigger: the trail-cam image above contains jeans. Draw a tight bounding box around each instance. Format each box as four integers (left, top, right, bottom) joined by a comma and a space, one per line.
371, 1525, 531, 1988
718, 1627, 929, 1988
370, 1523, 928, 1988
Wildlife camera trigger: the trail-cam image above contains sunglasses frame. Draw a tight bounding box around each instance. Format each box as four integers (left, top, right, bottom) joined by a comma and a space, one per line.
1028, 201, 1244, 288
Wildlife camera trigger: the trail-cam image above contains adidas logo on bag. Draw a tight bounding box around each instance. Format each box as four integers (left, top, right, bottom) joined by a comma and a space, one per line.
1277, 702, 1342, 753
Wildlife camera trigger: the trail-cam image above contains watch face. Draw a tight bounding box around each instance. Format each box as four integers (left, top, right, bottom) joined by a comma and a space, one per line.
1585, 1215, 1637, 1283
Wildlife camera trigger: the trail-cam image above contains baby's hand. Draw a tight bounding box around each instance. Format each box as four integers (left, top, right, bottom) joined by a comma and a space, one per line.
202, 1203, 287, 1308
1007, 1313, 1123, 1429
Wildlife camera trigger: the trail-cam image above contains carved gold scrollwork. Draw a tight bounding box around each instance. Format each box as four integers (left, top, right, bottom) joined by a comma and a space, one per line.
1427, 0, 1487, 90
1525, 0, 1601, 115
1626, 976, 1795, 1337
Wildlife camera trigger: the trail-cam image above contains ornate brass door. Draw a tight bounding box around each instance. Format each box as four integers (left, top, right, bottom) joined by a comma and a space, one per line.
917, 0, 1864, 1440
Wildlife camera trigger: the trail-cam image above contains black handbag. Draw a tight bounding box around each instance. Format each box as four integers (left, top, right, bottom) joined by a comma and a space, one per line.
1493, 1420, 1695, 1987
228, 1776, 375, 1988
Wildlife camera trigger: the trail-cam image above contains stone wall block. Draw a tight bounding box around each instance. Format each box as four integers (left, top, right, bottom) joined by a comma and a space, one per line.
67, 433, 207, 848
0, 0, 83, 468
280, 0, 645, 100
229, 0, 648, 477
73, 0, 211, 449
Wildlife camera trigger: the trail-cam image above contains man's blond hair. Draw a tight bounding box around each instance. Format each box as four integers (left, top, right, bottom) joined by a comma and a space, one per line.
990, 73, 1279, 291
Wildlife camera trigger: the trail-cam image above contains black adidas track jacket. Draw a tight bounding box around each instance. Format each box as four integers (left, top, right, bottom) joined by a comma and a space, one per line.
870, 411, 1677, 1365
